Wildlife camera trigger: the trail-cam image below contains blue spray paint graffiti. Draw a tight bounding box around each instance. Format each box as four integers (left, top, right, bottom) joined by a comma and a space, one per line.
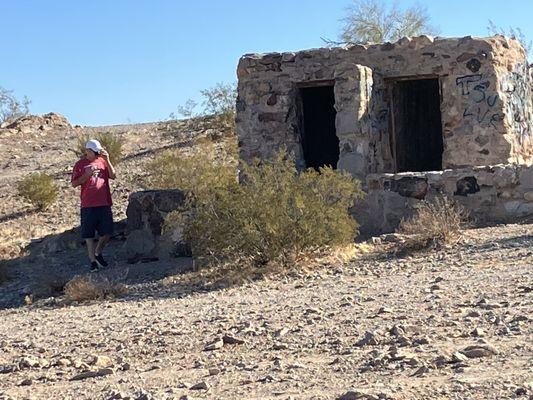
456, 74, 501, 128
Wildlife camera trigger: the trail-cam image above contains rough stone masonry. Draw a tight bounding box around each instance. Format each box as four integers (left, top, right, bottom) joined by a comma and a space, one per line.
236, 35, 532, 177
235, 35, 533, 233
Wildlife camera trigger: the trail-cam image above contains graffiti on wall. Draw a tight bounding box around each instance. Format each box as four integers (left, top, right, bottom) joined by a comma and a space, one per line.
456, 72, 503, 129
501, 63, 533, 144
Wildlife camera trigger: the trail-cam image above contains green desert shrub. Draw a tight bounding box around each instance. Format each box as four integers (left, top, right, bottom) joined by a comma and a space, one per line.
73, 132, 124, 165
163, 149, 364, 267
17, 173, 58, 211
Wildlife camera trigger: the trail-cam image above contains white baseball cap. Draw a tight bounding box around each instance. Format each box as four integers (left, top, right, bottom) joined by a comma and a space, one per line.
85, 139, 103, 153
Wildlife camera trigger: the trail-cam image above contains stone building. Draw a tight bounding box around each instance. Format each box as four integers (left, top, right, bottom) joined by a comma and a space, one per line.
120, 36, 533, 262
236, 35, 533, 179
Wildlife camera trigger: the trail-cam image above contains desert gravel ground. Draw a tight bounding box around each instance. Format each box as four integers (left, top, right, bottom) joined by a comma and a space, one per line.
1, 223, 531, 400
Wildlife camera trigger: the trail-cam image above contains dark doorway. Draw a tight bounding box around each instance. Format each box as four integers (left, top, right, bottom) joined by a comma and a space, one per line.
392, 78, 443, 172
299, 85, 339, 170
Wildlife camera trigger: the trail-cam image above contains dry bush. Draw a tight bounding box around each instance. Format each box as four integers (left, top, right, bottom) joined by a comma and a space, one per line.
17, 173, 58, 211
162, 149, 364, 268
398, 196, 469, 249
73, 132, 124, 165
64, 274, 128, 302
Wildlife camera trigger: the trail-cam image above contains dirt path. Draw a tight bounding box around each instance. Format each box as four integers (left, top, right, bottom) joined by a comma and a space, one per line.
1, 223, 531, 400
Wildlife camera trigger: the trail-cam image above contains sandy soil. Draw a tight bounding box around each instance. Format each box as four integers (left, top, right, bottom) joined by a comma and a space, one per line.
0, 223, 532, 400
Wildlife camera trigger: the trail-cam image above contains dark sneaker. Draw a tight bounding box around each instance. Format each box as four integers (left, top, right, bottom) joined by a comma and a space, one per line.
90, 261, 99, 272
95, 254, 108, 268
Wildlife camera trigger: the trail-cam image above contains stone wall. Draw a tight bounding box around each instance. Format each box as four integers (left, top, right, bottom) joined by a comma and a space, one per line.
236, 35, 532, 178
123, 190, 187, 262
356, 164, 533, 235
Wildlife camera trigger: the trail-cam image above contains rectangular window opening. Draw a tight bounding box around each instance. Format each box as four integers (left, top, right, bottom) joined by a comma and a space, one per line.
391, 78, 444, 172
299, 85, 339, 170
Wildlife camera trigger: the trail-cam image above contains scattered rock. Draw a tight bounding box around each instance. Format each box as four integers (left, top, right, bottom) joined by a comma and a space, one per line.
337, 390, 379, 400
471, 327, 485, 337
466, 310, 481, 318
452, 352, 469, 363
222, 334, 245, 345
19, 356, 41, 368
274, 327, 289, 337
356, 331, 381, 347
90, 355, 113, 368
411, 366, 430, 377
55, 358, 72, 367
190, 381, 209, 390
70, 368, 114, 381
461, 344, 498, 358
204, 339, 224, 351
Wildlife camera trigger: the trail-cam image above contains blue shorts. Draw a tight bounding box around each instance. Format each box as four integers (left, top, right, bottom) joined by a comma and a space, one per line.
80, 206, 114, 239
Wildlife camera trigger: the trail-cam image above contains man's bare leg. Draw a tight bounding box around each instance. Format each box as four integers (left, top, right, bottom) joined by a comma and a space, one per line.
85, 238, 96, 262
95, 234, 111, 256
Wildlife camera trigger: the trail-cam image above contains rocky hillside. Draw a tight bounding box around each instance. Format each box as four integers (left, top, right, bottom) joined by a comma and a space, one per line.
0, 113, 221, 260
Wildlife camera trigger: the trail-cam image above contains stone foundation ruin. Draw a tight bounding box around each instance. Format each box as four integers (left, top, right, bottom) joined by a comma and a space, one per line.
235, 35, 533, 233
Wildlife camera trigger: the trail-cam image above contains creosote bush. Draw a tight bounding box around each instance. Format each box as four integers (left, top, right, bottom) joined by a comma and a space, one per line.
398, 196, 469, 249
162, 149, 364, 268
17, 173, 58, 211
73, 132, 124, 165
64, 274, 128, 302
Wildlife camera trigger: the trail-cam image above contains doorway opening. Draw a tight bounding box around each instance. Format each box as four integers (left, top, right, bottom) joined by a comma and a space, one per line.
299, 84, 339, 170
391, 78, 443, 172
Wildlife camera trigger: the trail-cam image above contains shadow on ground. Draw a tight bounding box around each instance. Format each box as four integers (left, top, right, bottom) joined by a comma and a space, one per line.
2, 221, 532, 311
0, 220, 194, 310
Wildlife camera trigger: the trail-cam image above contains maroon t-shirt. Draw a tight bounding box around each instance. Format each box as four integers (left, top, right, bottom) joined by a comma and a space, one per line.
71, 158, 112, 208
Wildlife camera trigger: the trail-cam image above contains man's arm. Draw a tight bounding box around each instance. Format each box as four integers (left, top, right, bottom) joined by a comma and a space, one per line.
100, 149, 116, 179
72, 166, 93, 188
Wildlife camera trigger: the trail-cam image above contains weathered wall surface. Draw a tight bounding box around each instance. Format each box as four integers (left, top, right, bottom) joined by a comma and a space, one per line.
494, 45, 533, 164
236, 35, 532, 177
356, 164, 533, 235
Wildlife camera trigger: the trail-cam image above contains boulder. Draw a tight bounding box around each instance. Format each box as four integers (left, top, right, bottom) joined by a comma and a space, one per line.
123, 190, 188, 261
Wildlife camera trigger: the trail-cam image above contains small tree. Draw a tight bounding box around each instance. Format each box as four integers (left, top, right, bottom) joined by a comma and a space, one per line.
339, 0, 436, 44
0, 86, 30, 124
170, 82, 237, 132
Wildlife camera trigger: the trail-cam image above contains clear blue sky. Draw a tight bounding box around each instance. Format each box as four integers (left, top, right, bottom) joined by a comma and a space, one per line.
2, 0, 532, 126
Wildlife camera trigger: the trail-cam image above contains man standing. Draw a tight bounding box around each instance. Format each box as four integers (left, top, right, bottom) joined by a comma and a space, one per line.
71, 139, 116, 271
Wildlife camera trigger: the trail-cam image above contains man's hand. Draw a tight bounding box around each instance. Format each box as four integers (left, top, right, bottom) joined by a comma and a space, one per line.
99, 148, 117, 179
83, 165, 96, 178
99, 149, 110, 163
